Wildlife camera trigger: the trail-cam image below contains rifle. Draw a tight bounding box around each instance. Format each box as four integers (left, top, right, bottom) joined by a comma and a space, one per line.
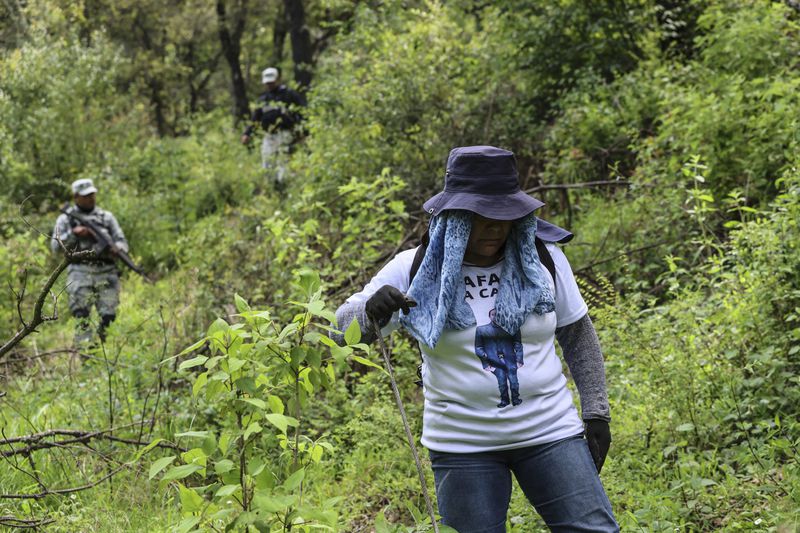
61, 206, 149, 280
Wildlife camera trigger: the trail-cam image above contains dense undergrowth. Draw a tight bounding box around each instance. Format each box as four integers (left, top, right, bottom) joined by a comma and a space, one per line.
1, 0, 799, 531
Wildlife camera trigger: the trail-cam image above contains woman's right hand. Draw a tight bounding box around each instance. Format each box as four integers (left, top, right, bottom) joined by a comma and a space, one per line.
365, 285, 415, 326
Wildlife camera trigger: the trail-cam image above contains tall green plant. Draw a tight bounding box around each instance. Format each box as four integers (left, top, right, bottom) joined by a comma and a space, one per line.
155, 270, 378, 532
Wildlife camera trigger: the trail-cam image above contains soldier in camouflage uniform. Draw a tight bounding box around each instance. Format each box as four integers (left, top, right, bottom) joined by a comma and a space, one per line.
51, 178, 128, 344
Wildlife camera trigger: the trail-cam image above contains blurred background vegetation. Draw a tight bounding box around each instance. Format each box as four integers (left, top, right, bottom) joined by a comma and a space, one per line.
1, 0, 798, 530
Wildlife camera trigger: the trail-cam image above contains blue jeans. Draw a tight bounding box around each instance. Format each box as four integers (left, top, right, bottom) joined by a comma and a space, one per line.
429, 435, 618, 532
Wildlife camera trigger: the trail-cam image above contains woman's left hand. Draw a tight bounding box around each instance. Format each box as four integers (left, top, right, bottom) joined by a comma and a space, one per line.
585, 419, 611, 473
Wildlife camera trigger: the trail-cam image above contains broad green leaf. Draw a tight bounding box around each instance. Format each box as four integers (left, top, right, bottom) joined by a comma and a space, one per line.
234, 293, 250, 313
209, 370, 230, 382
149, 456, 176, 480
215, 459, 235, 474
310, 444, 324, 463
201, 434, 217, 456
247, 457, 266, 476
306, 348, 321, 369
179, 356, 208, 371
174, 516, 201, 533
192, 372, 208, 397
265, 413, 299, 434
133, 438, 164, 461
295, 268, 321, 297
299, 367, 314, 394
179, 483, 205, 513
205, 356, 223, 369
181, 448, 207, 476
267, 395, 284, 414
329, 344, 351, 363
207, 317, 229, 337
282, 468, 305, 491
318, 334, 337, 348
219, 432, 233, 455
244, 421, 263, 441
278, 322, 300, 342
176, 338, 208, 357
227, 357, 246, 373
675, 423, 695, 432
290, 346, 306, 368
350, 355, 386, 373
344, 319, 361, 345
162, 463, 203, 482
215, 484, 240, 498
239, 398, 267, 410
252, 490, 297, 513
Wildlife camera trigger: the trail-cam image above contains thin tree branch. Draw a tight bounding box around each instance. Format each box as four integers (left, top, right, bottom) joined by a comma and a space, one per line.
524, 180, 630, 194
575, 240, 671, 273
0, 464, 128, 500
0, 249, 92, 359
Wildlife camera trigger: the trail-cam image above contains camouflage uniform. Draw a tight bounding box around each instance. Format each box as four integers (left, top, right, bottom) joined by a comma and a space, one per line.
51, 205, 128, 342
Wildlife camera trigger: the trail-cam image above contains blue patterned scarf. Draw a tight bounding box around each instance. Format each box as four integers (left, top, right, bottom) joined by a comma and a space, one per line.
400, 211, 555, 347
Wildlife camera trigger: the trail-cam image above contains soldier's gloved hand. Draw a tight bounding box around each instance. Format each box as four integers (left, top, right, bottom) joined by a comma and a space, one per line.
365, 285, 415, 326
584, 419, 611, 474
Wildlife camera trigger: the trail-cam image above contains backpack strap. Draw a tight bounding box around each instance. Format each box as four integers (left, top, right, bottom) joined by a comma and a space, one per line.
535, 237, 556, 283
409, 243, 427, 286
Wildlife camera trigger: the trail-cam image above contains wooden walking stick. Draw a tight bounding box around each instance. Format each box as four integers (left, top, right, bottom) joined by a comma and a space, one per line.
371, 319, 440, 533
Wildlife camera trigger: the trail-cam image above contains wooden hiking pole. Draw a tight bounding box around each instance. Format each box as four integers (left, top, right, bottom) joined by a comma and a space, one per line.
371, 320, 440, 533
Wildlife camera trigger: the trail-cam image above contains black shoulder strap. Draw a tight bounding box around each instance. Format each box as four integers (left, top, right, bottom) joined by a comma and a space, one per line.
409, 243, 427, 285
408, 233, 557, 286
408, 230, 429, 285
535, 237, 556, 283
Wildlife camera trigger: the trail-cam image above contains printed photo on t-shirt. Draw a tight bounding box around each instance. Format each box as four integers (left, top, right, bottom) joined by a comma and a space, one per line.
474, 308, 524, 409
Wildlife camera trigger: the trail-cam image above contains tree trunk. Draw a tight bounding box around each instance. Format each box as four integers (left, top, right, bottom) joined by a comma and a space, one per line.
216, 0, 250, 120
283, 0, 313, 90
272, 4, 288, 66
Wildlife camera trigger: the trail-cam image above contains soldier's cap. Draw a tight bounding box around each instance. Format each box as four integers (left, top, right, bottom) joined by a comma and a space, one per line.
71, 178, 98, 196
261, 67, 279, 84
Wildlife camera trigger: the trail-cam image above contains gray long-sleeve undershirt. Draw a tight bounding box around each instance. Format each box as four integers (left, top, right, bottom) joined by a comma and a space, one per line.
555, 313, 611, 422
333, 300, 611, 422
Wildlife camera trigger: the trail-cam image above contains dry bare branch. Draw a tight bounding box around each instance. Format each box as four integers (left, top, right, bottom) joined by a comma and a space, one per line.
0, 515, 56, 529
0, 250, 93, 360
0, 428, 185, 458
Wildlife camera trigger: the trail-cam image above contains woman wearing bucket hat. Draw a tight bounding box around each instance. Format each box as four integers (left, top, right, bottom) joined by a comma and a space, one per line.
335, 146, 618, 532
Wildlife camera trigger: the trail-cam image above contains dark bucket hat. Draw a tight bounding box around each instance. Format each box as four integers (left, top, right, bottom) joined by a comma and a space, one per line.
423, 146, 544, 220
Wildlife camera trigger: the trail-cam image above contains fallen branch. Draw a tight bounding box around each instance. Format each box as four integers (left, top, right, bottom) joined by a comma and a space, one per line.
0, 428, 185, 458
0, 515, 56, 529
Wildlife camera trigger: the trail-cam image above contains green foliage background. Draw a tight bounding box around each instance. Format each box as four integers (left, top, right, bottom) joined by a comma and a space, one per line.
1, 0, 799, 531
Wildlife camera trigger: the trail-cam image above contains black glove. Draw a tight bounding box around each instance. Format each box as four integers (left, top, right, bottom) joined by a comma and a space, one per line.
585, 419, 611, 473
365, 285, 415, 326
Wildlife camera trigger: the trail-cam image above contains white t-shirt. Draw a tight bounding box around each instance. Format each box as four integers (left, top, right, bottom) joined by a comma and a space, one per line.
344, 243, 588, 453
